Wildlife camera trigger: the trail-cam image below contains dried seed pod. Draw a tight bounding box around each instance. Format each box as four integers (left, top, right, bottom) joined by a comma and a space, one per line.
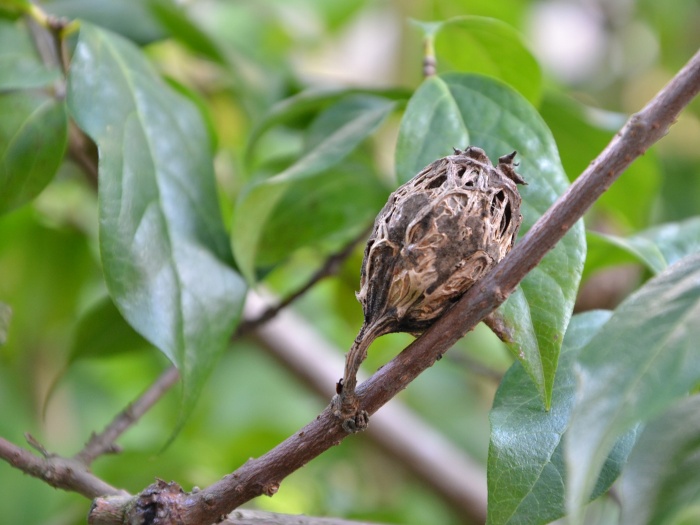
335, 146, 525, 432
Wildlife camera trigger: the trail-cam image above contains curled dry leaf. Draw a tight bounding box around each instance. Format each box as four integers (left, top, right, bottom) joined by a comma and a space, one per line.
334, 146, 526, 432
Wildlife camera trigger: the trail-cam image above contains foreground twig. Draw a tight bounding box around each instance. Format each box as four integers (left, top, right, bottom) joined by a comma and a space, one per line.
246, 291, 488, 522
87, 44, 700, 525
0, 437, 125, 499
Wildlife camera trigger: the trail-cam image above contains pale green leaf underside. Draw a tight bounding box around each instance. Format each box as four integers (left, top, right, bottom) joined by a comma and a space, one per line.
566, 253, 700, 522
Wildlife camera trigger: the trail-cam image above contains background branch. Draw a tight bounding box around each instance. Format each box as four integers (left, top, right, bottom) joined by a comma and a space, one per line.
237, 227, 370, 335
88, 40, 700, 525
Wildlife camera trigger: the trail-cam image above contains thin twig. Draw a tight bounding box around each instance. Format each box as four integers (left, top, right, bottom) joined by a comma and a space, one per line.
444, 352, 504, 382
88, 43, 700, 525
0, 437, 126, 499
74, 366, 181, 466
237, 226, 371, 336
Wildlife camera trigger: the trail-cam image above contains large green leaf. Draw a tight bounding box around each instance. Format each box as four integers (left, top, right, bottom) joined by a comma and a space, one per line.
488, 310, 637, 525
0, 91, 67, 214
619, 394, 700, 525
67, 23, 247, 422
0, 18, 61, 90
396, 73, 585, 407
566, 253, 700, 522
232, 94, 395, 283
433, 16, 542, 105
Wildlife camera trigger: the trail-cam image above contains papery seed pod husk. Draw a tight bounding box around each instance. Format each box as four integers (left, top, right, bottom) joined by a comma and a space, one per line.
357, 146, 525, 341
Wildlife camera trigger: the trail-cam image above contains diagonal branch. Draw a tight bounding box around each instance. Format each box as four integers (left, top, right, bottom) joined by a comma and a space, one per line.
237, 226, 370, 336
87, 46, 700, 525
74, 366, 181, 466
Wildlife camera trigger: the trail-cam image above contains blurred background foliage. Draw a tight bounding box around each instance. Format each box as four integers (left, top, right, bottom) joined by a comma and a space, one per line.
1, 0, 699, 524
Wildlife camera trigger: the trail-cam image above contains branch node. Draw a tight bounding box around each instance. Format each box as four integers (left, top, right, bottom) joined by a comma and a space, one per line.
25, 433, 51, 458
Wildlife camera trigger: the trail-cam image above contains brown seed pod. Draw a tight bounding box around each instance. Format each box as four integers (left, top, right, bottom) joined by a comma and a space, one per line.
335, 146, 526, 432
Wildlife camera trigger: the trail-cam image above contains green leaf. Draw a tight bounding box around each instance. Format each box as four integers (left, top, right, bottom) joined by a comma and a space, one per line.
0, 0, 31, 16
46, 0, 165, 45
0, 18, 61, 90
0, 91, 67, 214
232, 95, 395, 283
633, 216, 700, 266
620, 394, 700, 525
0, 301, 11, 347
488, 310, 621, 525
148, 0, 226, 64
256, 156, 389, 268
587, 231, 667, 275
245, 86, 409, 167
396, 73, 586, 408
69, 296, 152, 363
566, 253, 700, 522
67, 23, 247, 425
584, 216, 700, 281
434, 16, 542, 105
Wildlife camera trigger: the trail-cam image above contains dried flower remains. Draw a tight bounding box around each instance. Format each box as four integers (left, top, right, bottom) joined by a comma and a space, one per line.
334, 146, 526, 432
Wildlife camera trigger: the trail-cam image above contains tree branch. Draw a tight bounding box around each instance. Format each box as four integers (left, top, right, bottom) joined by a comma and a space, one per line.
0, 436, 126, 499
237, 226, 370, 336
245, 291, 487, 523
222, 509, 388, 524
74, 366, 181, 466
88, 42, 700, 525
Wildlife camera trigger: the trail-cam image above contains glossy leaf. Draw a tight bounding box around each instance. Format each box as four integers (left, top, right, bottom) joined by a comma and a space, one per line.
619, 394, 700, 525
0, 91, 67, 214
396, 73, 586, 407
67, 23, 247, 422
0, 19, 61, 90
232, 95, 395, 283
433, 16, 542, 105
566, 253, 700, 522
488, 310, 624, 525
